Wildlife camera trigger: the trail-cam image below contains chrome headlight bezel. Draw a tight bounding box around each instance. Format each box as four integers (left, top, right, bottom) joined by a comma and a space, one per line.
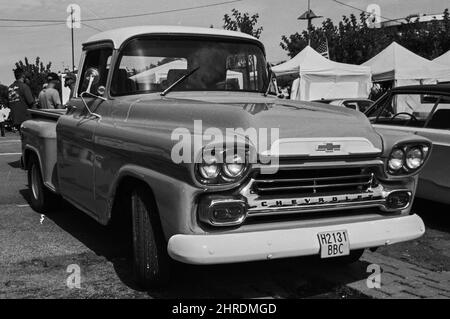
386, 143, 430, 176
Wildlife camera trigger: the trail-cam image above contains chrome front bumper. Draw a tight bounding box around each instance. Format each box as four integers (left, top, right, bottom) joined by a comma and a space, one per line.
167, 214, 425, 264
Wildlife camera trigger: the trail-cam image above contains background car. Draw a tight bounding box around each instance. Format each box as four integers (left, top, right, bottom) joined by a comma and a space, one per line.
365, 84, 450, 204
312, 98, 374, 113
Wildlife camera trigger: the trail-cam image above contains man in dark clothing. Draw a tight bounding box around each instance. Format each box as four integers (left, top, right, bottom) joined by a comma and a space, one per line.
64, 72, 77, 100
8, 69, 34, 131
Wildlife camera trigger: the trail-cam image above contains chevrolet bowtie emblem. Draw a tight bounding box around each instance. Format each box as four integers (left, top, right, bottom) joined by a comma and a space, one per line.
316, 143, 341, 153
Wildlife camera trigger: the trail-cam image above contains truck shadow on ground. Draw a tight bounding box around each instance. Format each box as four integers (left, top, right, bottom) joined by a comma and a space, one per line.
20, 188, 372, 298
7, 160, 22, 169
413, 198, 450, 233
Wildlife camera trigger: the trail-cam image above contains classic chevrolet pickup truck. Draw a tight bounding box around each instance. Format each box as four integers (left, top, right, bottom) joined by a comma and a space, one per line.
21, 26, 431, 288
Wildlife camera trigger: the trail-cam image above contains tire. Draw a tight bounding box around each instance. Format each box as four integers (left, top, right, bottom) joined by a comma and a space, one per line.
27, 155, 58, 213
131, 186, 170, 288
328, 249, 365, 265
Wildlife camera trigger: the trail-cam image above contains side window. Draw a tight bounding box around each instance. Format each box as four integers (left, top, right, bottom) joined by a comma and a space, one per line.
425, 95, 450, 130
78, 48, 113, 95
372, 93, 437, 128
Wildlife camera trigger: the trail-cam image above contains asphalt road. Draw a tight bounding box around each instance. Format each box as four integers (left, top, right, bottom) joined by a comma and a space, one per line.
1, 131, 449, 299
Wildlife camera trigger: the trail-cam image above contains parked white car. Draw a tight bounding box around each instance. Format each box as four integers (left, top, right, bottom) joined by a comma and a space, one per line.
365, 84, 450, 204
313, 98, 374, 113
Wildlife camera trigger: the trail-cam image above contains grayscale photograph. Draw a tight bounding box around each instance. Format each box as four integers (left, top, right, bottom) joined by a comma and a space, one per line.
0, 0, 449, 307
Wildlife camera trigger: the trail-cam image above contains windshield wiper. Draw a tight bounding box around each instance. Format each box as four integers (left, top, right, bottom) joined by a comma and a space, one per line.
160, 66, 200, 97
264, 71, 274, 97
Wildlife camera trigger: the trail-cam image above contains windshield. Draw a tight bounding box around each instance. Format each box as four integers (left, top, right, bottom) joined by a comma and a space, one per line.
111, 36, 269, 96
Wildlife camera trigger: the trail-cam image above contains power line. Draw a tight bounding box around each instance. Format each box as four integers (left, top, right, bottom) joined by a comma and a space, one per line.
81, 22, 103, 32
83, 0, 243, 22
0, 0, 243, 23
331, 0, 395, 22
0, 22, 64, 28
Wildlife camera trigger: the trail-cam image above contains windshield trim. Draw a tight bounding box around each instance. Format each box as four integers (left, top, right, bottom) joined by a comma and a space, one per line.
110, 34, 268, 97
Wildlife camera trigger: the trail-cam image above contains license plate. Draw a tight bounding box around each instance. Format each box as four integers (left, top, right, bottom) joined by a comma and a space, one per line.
317, 230, 350, 258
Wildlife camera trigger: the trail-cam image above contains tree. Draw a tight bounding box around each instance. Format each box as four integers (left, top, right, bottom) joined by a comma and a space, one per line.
13, 57, 53, 98
223, 8, 263, 38
280, 9, 450, 64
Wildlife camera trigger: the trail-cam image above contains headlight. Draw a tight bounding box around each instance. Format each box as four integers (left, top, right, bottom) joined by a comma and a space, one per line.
198, 155, 220, 180
405, 147, 424, 170
388, 149, 405, 171
387, 143, 431, 175
223, 154, 245, 178
199, 163, 220, 179
195, 148, 249, 185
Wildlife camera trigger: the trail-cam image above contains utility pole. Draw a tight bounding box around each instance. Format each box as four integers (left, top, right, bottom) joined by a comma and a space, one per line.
298, 0, 323, 45
70, 5, 75, 72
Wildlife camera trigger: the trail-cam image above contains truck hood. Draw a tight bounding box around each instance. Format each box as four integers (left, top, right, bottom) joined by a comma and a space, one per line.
126, 92, 383, 153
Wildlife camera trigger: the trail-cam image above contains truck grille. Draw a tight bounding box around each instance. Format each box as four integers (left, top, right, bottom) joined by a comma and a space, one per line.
253, 167, 377, 196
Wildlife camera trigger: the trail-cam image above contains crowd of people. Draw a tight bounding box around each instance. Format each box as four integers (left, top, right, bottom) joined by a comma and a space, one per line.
0, 68, 76, 137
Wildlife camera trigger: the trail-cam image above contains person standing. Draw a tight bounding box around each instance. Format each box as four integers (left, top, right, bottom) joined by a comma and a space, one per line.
8, 68, 34, 131
38, 75, 62, 109
64, 72, 77, 100
0, 84, 10, 137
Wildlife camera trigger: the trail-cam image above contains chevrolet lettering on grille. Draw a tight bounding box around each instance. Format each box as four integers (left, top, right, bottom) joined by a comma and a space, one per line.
253, 190, 381, 210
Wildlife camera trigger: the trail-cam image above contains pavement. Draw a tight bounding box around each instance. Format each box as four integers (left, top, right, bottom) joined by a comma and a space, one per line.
0, 130, 449, 299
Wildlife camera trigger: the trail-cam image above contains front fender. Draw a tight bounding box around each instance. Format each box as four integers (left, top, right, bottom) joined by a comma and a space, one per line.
108, 164, 205, 239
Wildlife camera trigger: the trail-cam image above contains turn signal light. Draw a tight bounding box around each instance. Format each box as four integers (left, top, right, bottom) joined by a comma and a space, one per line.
386, 191, 411, 209
198, 197, 248, 227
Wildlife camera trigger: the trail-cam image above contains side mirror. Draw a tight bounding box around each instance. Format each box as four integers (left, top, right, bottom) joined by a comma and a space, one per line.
97, 85, 106, 96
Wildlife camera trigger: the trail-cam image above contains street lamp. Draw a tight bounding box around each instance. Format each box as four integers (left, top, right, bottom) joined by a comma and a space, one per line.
298, 0, 323, 45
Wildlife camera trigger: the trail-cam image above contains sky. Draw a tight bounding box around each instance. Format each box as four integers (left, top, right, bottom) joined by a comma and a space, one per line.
0, 0, 448, 85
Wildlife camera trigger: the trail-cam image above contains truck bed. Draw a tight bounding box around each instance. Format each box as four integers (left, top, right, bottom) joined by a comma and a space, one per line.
29, 108, 67, 120
21, 109, 62, 193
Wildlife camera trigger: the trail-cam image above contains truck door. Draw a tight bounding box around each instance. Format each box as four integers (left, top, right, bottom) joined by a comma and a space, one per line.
57, 47, 113, 216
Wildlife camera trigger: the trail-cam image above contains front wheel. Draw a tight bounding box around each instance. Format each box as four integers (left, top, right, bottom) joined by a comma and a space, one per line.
27, 155, 58, 213
131, 186, 171, 288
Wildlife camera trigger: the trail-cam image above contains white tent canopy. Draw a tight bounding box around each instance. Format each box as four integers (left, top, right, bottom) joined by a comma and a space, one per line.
272, 46, 372, 101
362, 42, 450, 85
130, 59, 187, 84
433, 50, 450, 67
130, 59, 244, 88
